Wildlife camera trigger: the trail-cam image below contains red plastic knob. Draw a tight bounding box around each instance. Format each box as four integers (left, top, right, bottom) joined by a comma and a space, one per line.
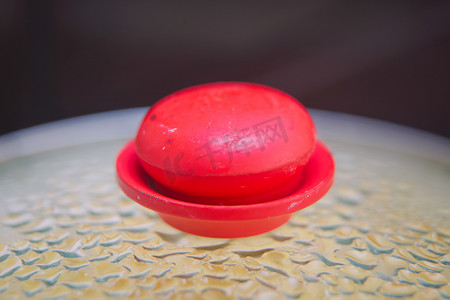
135, 82, 316, 205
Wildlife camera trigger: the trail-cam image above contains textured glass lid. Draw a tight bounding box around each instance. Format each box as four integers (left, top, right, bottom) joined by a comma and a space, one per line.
0, 109, 449, 299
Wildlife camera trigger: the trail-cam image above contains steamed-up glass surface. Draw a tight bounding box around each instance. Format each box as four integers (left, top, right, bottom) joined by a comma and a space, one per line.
0, 116, 449, 298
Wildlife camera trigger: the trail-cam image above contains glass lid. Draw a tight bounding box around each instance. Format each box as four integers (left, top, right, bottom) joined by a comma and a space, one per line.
0, 109, 448, 299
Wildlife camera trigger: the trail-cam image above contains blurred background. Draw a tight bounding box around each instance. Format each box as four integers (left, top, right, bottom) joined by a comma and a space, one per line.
2, 1, 450, 137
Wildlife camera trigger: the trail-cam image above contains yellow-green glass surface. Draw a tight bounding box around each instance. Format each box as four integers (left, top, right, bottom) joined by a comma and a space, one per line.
0, 138, 449, 299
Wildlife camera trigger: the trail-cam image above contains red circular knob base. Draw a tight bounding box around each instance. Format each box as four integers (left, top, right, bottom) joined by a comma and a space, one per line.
116, 140, 334, 238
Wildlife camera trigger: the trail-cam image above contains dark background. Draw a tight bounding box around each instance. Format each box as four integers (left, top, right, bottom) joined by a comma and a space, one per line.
2, 1, 450, 137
